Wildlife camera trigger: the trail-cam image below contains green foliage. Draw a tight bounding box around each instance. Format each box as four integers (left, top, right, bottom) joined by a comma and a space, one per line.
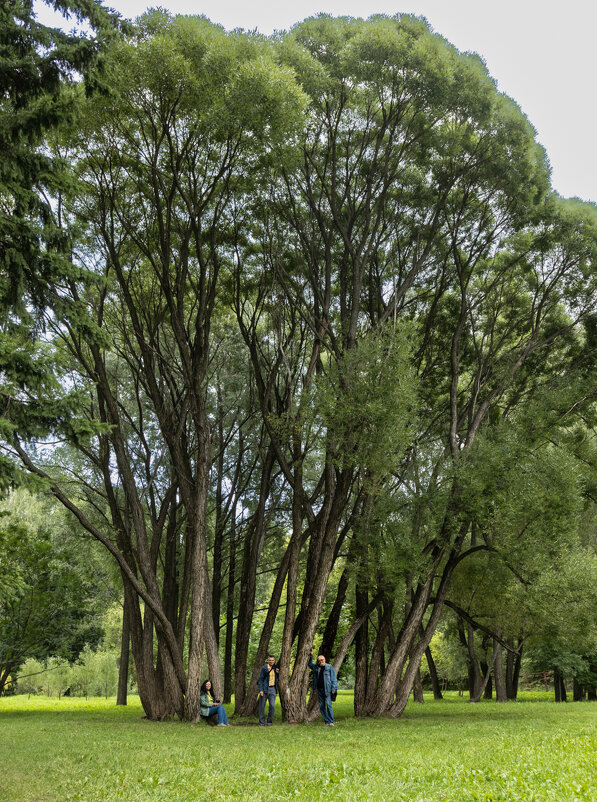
316, 325, 417, 477
427, 628, 469, 688
0, 490, 107, 690
0, 0, 122, 312
15, 657, 44, 696
2, 8, 596, 724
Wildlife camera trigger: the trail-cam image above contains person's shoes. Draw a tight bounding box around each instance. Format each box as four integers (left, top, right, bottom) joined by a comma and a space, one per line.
217, 723, 227, 726
326, 722, 334, 726
259, 723, 265, 726
267, 723, 273, 726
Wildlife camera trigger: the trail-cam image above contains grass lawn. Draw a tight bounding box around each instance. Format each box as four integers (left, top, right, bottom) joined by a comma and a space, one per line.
0, 691, 595, 801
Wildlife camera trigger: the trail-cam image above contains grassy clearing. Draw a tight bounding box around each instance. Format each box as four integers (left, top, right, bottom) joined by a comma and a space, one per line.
1, 692, 595, 801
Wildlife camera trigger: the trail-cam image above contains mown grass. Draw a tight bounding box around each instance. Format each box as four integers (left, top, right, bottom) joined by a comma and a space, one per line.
1, 691, 595, 801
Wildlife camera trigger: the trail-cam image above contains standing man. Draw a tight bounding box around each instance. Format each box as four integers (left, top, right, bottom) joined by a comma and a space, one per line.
308, 648, 338, 726
258, 654, 279, 726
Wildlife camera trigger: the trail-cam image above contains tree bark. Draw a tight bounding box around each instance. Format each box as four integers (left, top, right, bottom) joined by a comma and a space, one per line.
223, 514, 236, 704
425, 644, 443, 700
493, 639, 507, 702
116, 597, 130, 706
469, 647, 498, 703
554, 668, 567, 702
233, 446, 275, 712
353, 582, 369, 716
412, 665, 424, 703
505, 638, 522, 700
572, 678, 585, 702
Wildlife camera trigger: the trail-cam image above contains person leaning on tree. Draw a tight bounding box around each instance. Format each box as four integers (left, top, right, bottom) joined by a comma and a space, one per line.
257, 654, 279, 726
308, 648, 338, 726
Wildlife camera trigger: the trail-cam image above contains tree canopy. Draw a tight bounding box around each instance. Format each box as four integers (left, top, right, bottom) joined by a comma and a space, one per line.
1, 10, 596, 719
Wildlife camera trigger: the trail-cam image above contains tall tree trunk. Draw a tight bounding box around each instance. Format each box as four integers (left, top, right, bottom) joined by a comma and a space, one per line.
116, 597, 130, 706
223, 514, 236, 704
370, 566, 437, 716
233, 446, 275, 712
126, 584, 171, 720
278, 458, 305, 722
425, 644, 443, 700
469, 647, 498, 704
319, 567, 350, 659
505, 638, 522, 700
572, 678, 585, 702
353, 582, 369, 716
236, 539, 294, 716
480, 659, 492, 699
465, 622, 483, 699
183, 425, 212, 722
554, 668, 567, 703
412, 665, 424, 703
493, 639, 507, 702
587, 658, 597, 701
364, 598, 394, 708
384, 534, 470, 718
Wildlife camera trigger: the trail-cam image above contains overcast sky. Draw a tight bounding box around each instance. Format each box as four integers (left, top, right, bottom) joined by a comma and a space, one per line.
34, 0, 597, 204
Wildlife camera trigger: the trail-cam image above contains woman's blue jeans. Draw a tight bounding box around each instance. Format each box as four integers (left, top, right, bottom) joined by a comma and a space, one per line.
207, 704, 229, 724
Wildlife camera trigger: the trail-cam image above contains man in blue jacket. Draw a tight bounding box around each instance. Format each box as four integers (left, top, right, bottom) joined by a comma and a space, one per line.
258, 655, 279, 726
308, 648, 338, 725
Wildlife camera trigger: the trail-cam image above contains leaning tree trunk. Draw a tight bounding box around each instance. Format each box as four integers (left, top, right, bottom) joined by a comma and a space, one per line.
480, 658, 493, 699
363, 597, 394, 711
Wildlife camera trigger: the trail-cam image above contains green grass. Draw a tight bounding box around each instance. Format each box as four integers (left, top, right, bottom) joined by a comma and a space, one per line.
1, 691, 595, 801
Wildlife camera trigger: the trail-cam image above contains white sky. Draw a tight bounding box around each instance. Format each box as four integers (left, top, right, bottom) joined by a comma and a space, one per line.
34, 0, 597, 204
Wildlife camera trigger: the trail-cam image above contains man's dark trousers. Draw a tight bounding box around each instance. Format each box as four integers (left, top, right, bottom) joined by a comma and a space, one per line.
259, 687, 276, 725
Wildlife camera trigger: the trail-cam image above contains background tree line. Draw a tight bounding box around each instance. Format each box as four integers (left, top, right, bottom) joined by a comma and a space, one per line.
1, 2, 596, 720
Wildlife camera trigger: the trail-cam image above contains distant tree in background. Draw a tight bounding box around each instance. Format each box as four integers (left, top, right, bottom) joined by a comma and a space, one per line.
0, 491, 107, 694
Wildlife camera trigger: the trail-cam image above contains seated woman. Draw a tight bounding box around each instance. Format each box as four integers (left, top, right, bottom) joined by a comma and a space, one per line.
200, 680, 230, 726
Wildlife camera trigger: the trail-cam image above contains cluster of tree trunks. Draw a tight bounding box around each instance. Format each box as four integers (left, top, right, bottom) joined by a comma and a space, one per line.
6, 13, 597, 720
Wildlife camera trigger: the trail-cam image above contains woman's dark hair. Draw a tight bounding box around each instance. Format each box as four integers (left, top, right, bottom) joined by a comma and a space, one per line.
200, 680, 214, 698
